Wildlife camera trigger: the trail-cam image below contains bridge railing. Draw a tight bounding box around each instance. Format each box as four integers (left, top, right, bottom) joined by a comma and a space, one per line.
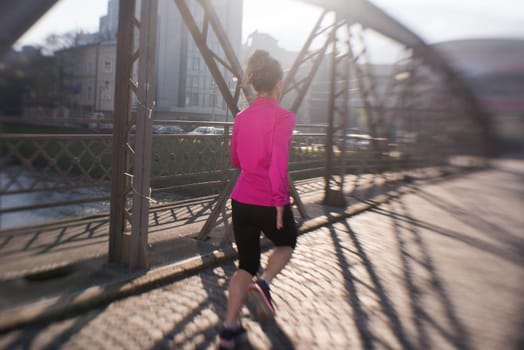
1, 116, 485, 231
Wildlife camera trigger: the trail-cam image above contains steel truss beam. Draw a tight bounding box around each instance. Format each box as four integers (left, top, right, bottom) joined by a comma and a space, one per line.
323, 18, 350, 207
109, 0, 159, 268
0, 0, 59, 56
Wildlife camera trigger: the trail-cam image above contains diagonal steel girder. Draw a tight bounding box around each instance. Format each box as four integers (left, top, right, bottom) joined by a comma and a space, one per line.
175, 0, 252, 240
175, 0, 254, 111
299, 0, 428, 53
0, 0, 59, 56
281, 9, 332, 114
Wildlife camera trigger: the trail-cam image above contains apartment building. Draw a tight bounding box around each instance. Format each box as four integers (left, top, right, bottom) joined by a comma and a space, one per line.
55, 41, 116, 114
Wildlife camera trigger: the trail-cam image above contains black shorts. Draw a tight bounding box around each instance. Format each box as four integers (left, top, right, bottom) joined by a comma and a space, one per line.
231, 199, 297, 276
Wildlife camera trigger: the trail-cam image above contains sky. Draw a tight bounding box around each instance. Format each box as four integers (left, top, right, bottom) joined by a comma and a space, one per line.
15, 0, 524, 50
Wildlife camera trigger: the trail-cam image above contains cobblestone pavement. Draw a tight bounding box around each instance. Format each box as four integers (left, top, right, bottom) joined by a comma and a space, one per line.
0, 160, 523, 349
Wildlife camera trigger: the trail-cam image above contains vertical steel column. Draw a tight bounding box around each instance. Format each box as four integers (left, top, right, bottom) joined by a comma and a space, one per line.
109, 0, 136, 264
323, 18, 350, 207
347, 26, 384, 157
129, 0, 158, 269
109, 0, 158, 268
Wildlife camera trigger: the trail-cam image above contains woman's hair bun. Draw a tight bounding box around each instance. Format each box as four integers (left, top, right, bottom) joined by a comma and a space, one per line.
246, 49, 283, 94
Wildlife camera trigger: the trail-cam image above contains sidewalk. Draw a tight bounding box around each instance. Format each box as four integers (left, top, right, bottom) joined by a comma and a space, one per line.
0, 160, 523, 349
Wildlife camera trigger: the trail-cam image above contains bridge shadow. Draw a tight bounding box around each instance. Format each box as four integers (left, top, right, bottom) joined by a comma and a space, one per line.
0, 310, 101, 350
323, 205, 414, 349
368, 196, 524, 267
0, 197, 219, 280
0, 172, 411, 281
413, 185, 524, 258
1, 169, 500, 348
382, 199, 471, 349
322, 190, 473, 349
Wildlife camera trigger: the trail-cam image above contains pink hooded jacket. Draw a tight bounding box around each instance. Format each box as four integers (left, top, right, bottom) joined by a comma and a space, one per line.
230, 97, 295, 207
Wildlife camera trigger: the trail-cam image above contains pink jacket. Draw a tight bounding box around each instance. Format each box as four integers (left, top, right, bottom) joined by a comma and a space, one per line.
231, 97, 295, 207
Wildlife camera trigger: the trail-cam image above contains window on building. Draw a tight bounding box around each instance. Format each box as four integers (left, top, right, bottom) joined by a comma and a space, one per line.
192, 57, 200, 71
101, 85, 112, 100
104, 60, 113, 73
192, 75, 199, 89
191, 93, 199, 106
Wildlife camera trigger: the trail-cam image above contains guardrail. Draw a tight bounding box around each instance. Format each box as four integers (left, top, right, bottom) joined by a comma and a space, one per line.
1, 117, 484, 230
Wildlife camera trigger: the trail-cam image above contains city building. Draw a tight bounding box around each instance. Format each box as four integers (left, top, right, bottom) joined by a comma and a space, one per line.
155, 0, 243, 121
99, 0, 119, 41
21, 0, 245, 122
55, 41, 116, 115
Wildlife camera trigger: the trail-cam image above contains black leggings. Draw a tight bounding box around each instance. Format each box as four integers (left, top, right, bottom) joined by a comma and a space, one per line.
231, 199, 297, 276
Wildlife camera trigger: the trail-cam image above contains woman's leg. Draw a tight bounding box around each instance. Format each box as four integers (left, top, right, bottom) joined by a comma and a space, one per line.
260, 246, 293, 283
260, 204, 297, 283
225, 269, 253, 326
225, 200, 261, 326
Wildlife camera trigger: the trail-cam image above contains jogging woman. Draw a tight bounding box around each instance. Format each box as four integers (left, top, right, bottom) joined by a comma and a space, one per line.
218, 49, 298, 349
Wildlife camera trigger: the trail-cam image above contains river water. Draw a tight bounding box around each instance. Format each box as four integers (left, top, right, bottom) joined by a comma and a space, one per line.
0, 166, 112, 230
0, 166, 187, 231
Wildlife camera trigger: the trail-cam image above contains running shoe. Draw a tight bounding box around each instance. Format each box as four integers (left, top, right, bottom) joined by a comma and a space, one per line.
247, 280, 275, 320
218, 325, 247, 349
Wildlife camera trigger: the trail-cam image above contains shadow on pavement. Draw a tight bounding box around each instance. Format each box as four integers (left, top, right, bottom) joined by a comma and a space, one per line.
369, 203, 524, 267
387, 198, 472, 350
413, 186, 524, 257
1, 309, 101, 349
323, 184, 475, 349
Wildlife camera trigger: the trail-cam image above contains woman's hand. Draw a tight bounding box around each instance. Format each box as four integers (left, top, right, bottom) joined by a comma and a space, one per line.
276, 206, 284, 230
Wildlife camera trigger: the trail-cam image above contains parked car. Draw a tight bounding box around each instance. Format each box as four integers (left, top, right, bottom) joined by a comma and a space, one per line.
129, 124, 184, 134
210, 127, 224, 135
345, 133, 371, 150
153, 125, 184, 134
87, 112, 105, 130
189, 126, 224, 135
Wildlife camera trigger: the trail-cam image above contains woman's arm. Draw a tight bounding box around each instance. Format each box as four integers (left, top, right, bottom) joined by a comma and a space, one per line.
230, 121, 240, 168
269, 112, 295, 207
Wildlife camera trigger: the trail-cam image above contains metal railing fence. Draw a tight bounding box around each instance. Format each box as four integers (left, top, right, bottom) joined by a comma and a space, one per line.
1, 115, 485, 231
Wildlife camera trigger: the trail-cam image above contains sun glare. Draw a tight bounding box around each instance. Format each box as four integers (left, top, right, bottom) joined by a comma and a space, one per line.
242, 0, 324, 51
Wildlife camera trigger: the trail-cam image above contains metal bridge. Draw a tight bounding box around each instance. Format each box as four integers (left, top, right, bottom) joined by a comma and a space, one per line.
0, 0, 491, 270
